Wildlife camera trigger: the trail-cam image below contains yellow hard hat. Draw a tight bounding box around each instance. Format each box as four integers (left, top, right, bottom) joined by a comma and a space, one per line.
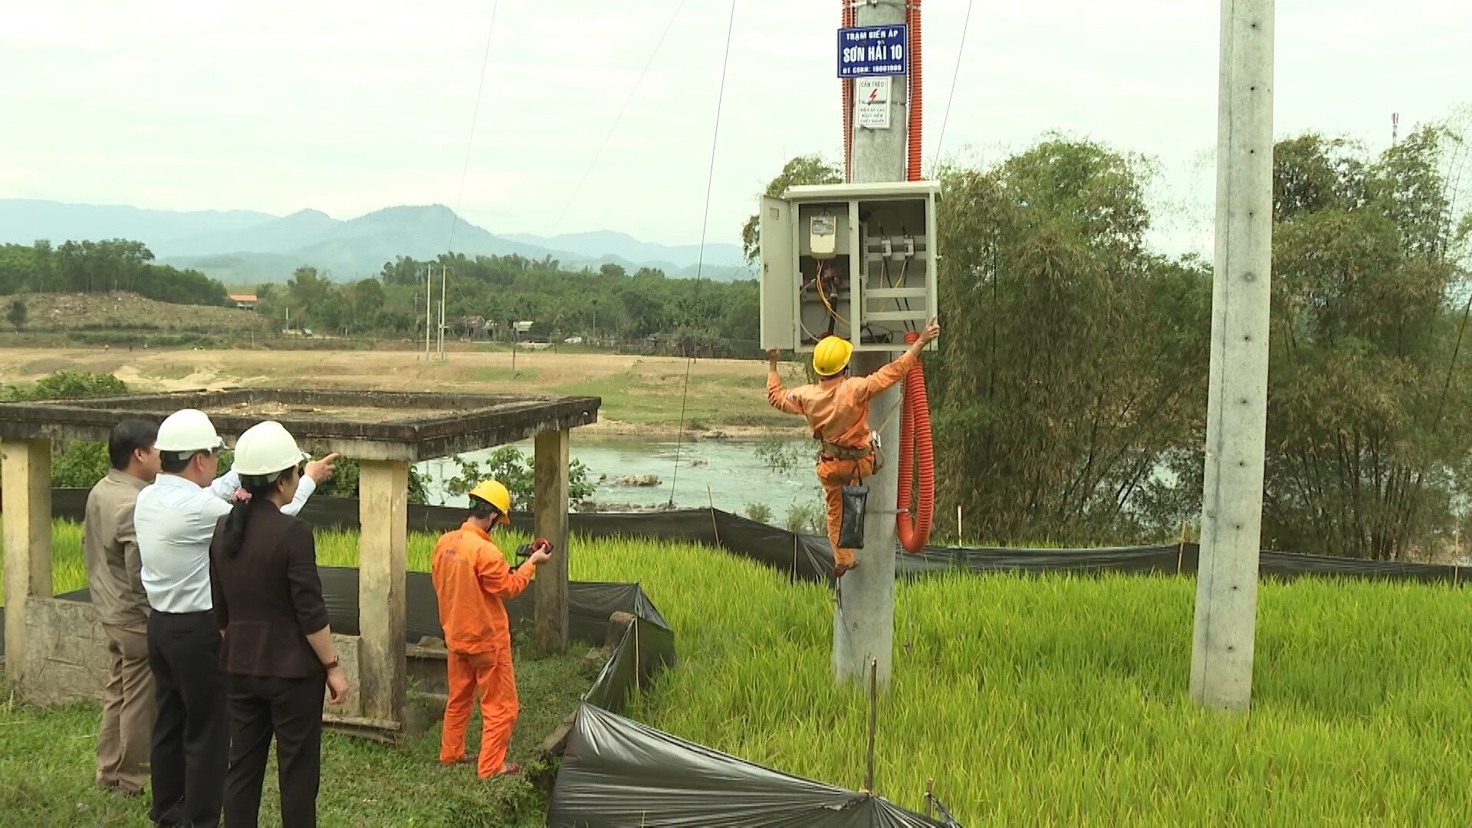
812, 336, 854, 377
467, 479, 512, 525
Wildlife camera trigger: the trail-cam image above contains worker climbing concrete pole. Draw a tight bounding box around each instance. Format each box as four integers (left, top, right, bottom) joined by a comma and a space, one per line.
833, 0, 912, 689
766, 320, 940, 582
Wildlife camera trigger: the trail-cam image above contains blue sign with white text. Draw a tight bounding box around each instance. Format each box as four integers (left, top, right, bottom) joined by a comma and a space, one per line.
837, 25, 908, 78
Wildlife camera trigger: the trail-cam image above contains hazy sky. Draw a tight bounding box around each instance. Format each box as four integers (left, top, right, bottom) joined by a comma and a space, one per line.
1, 1, 1467, 256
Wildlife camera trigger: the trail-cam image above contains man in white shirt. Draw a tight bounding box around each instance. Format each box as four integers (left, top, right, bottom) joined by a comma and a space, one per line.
136, 409, 336, 828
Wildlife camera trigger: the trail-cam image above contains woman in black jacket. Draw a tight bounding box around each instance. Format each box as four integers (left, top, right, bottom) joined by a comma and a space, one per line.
209, 421, 350, 828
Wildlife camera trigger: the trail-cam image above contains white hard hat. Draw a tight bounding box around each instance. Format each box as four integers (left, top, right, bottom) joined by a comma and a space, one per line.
155, 409, 225, 454
232, 420, 309, 478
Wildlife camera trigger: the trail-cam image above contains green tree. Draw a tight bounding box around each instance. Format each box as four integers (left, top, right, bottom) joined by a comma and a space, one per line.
287, 266, 333, 322
927, 137, 1212, 544
0, 238, 226, 306
1261, 124, 1472, 559
314, 290, 352, 334
311, 458, 430, 506
740, 155, 843, 264
31, 370, 128, 399
352, 278, 386, 317
1, 371, 131, 487
6, 297, 25, 330
441, 447, 595, 511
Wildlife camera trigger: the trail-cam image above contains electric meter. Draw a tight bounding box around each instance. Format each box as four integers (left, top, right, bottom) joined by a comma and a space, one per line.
809, 214, 838, 259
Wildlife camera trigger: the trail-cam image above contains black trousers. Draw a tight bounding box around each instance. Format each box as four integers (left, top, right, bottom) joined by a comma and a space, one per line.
147, 610, 227, 828
224, 673, 327, 828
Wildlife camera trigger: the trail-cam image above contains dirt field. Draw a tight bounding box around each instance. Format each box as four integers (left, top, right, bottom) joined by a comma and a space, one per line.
10, 292, 272, 333
0, 346, 810, 438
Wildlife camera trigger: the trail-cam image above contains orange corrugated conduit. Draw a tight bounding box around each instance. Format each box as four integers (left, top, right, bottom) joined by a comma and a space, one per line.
898, 1, 933, 552
906, 0, 923, 183
841, 1, 855, 181
897, 330, 934, 552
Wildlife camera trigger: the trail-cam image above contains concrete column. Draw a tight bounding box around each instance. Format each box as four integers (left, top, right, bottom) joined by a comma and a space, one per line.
2, 438, 52, 689
1190, 0, 1276, 713
358, 459, 407, 723
832, 0, 909, 688
832, 363, 899, 687
534, 428, 571, 655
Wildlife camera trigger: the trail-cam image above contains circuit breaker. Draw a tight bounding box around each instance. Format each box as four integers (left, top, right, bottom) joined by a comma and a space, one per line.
759, 180, 939, 353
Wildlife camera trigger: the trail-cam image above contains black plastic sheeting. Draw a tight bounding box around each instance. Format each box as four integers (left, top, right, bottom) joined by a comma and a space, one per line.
548, 703, 951, 828
37, 492, 1468, 826
310, 567, 671, 648
47, 490, 1470, 587
1, 574, 675, 696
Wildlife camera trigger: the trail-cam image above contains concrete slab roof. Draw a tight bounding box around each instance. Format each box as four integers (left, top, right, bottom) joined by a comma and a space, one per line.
0, 388, 601, 462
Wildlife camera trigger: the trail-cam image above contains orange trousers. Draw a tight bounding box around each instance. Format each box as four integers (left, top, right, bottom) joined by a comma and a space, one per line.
817, 455, 875, 568
439, 647, 519, 778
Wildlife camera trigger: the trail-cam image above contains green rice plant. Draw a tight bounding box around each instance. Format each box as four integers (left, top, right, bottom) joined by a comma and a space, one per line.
14, 519, 1472, 824
570, 542, 1472, 825
49, 520, 88, 592
19, 521, 538, 600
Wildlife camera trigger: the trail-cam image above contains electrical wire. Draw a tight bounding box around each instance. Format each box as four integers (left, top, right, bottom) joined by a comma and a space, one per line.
447, 0, 501, 254
547, 0, 689, 236
669, 0, 738, 507
931, 0, 974, 171
815, 262, 850, 327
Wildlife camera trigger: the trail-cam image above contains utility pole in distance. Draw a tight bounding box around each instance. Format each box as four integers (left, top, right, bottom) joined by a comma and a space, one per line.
1190, 0, 1276, 714
424, 264, 433, 363
438, 265, 448, 362
832, 0, 909, 689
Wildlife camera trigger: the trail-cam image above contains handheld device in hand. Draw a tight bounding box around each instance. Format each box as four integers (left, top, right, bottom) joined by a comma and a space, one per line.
514, 538, 555, 559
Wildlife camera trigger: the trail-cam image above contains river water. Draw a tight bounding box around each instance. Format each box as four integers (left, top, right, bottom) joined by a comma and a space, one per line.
414, 435, 821, 519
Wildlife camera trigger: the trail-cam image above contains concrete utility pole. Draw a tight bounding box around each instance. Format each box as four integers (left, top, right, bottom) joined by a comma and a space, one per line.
832, 0, 908, 689
438, 266, 447, 361
1190, 0, 1276, 713
424, 264, 434, 362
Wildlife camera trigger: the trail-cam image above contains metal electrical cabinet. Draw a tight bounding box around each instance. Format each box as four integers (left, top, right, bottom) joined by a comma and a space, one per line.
759, 180, 939, 353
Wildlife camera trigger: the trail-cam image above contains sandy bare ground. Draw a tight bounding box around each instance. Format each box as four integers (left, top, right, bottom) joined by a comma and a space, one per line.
0, 346, 808, 439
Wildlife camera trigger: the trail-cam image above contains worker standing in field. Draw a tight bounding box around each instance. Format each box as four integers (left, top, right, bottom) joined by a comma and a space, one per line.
83, 419, 162, 798
431, 480, 552, 778
766, 318, 940, 578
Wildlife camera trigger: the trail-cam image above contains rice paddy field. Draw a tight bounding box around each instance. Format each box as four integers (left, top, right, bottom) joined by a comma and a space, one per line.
7, 518, 1472, 825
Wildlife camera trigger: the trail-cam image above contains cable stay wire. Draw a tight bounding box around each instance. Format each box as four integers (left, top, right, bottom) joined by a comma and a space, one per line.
931, 0, 974, 172
448, 0, 501, 254
669, 0, 738, 507
548, 0, 690, 237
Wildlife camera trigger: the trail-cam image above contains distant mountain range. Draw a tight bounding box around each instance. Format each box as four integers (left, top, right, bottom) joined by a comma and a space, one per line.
0, 200, 753, 285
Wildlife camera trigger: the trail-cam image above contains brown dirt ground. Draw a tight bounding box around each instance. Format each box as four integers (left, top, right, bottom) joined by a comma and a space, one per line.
0, 346, 808, 439
14, 292, 272, 333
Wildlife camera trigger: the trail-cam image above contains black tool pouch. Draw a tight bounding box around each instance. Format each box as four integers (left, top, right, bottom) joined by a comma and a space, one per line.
839, 483, 869, 548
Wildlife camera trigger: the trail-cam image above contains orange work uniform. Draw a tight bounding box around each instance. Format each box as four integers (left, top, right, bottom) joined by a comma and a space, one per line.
430, 520, 534, 778
767, 350, 918, 571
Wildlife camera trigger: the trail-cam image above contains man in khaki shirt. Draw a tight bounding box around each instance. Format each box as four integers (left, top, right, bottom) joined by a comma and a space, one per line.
84, 419, 162, 796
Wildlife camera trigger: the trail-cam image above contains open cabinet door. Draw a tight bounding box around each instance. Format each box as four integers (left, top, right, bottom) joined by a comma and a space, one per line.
759, 195, 796, 351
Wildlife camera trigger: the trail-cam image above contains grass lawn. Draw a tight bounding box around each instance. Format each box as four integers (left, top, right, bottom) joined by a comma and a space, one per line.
0, 635, 591, 827
0, 342, 809, 432
0, 523, 597, 826
6, 522, 1472, 824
